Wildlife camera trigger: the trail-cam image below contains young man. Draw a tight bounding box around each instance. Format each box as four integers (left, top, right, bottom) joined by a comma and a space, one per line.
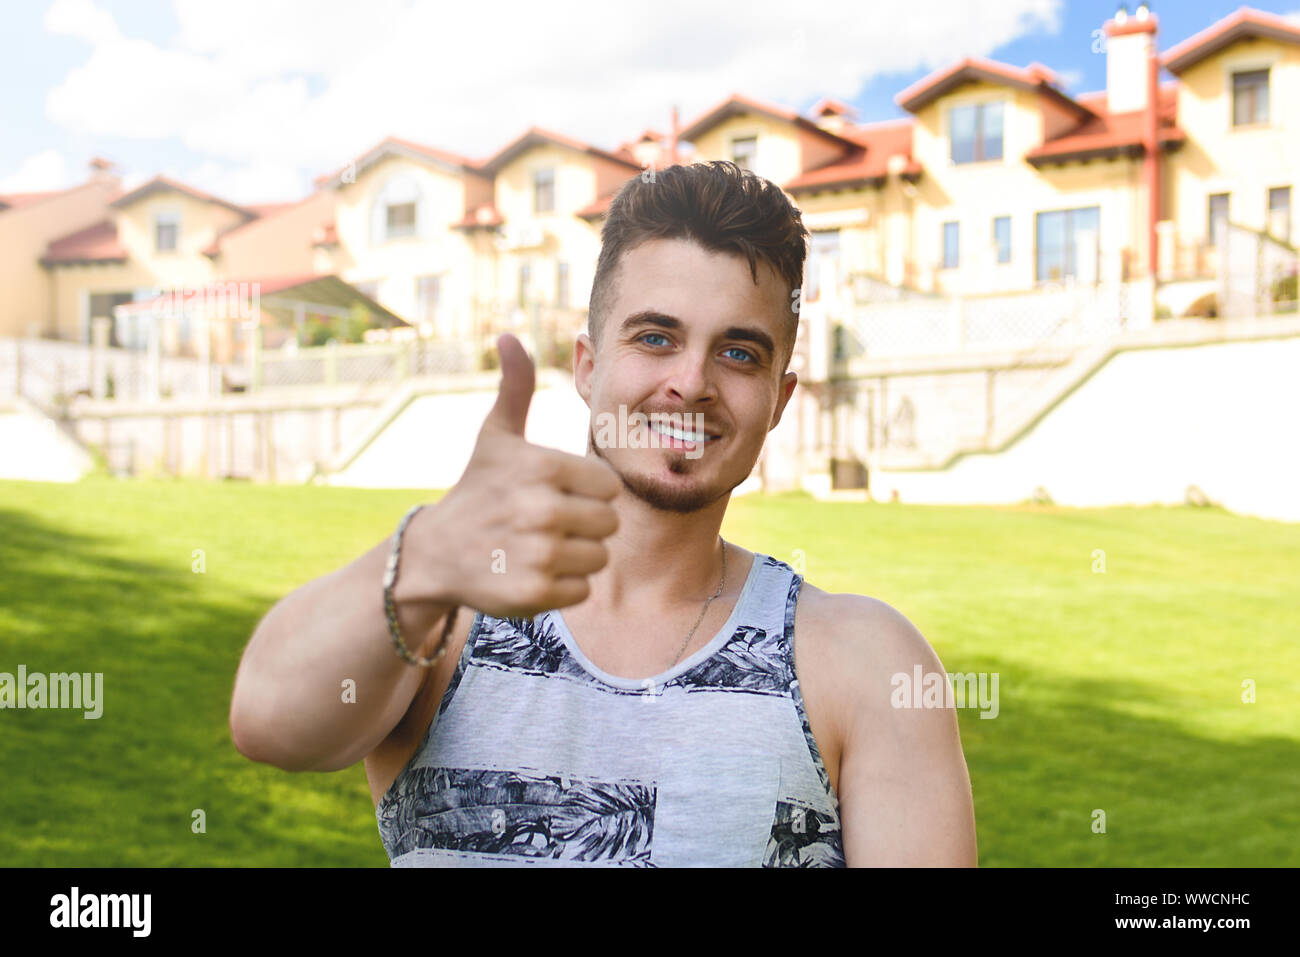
229, 161, 977, 867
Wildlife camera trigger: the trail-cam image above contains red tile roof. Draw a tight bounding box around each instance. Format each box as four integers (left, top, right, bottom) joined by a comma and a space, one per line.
785, 120, 919, 193
314, 135, 488, 189
677, 92, 865, 150
110, 174, 255, 218
199, 192, 322, 256
575, 193, 617, 222
809, 97, 858, 119
477, 126, 642, 176
1163, 6, 1300, 73
451, 204, 504, 229
112, 274, 405, 325
40, 220, 127, 265
0, 188, 69, 211
1026, 86, 1184, 165
896, 56, 1092, 120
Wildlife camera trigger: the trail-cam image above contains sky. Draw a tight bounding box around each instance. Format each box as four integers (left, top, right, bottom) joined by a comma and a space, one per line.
2, 0, 1298, 205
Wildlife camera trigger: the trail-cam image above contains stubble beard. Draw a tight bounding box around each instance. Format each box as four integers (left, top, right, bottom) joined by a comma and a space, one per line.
588, 427, 740, 514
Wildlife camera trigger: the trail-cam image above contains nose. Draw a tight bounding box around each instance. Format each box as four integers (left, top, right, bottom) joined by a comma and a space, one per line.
664, 347, 717, 406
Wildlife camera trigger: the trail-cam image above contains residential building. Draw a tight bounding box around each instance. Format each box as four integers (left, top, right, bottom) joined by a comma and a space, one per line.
0, 158, 122, 339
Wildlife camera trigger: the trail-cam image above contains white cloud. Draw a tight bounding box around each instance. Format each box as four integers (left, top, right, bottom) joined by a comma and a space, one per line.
181, 160, 309, 205
0, 149, 73, 192
43, 0, 120, 45
43, 0, 1064, 198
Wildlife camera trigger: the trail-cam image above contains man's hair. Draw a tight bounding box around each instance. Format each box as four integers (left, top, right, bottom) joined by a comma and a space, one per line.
587, 160, 809, 372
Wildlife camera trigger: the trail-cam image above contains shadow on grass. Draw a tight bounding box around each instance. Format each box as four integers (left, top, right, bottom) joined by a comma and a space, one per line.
0, 507, 388, 866
2, 502, 1294, 866
953, 655, 1300, 866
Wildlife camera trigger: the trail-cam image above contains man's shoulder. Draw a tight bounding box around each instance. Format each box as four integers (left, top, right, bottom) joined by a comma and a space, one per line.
793, 581, 946, 711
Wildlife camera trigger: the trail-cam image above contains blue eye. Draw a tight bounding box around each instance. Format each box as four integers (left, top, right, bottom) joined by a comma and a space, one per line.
724, 347, 755, 363
640, 332, 670, 347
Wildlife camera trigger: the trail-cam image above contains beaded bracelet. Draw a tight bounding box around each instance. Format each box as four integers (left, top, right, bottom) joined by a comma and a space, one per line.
383, 504, 457, 667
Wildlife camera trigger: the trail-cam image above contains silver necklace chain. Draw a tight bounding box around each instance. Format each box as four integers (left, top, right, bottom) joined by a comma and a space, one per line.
667, 539, 728, 669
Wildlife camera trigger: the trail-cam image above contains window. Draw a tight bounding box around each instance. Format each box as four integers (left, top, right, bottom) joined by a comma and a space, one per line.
942, 221, 959, 269
534, 168, 554, 213
416, 275, 441, 323
805, 230, 841, 301
731, 136, 758, 170
1268, 186, 1291, 242
373, 174, 422, 243
950, 102, 1004, 164
993, 216, 1011, 264
1207, 193, 1230, 246
155, 212, 179, 252
385, 202, 416, 239
1035, 206, 1100, 282
556, 261, 569, 308
1232, 69, 1269, 126
518, 262, 531, 307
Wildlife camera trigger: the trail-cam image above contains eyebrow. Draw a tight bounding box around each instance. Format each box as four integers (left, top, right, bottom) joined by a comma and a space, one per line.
620, 310, 776, 359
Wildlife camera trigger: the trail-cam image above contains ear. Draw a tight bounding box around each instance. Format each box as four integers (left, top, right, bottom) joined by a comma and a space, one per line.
574, 332, 596, 407
769, 370, 798, 431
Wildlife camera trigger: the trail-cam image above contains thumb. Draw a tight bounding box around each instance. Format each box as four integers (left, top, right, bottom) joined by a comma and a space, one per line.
481, 333, 535, 436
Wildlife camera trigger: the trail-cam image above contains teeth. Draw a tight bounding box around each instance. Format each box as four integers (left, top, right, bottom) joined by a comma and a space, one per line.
649, 421, 712, 442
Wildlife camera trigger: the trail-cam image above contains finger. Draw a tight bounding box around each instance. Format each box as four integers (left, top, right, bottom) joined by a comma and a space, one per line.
547, 538, 610, 577
515, 487, 619, 539
544, 450, 622, 500
547, 575, 592, 609
480, 333, 535, 436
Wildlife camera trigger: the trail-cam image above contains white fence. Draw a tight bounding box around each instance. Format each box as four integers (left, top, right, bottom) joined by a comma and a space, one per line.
0, 338, 216, 409
840, 280, 1153, 359
1219, 222, 1299, 319
254, 337, 479, 390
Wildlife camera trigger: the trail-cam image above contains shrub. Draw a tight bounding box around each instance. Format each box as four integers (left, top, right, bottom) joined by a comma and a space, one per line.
1183, 293, 1218, 318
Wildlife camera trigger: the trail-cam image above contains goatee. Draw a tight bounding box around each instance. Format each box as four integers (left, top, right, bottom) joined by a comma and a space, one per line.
588, 427, 737, 513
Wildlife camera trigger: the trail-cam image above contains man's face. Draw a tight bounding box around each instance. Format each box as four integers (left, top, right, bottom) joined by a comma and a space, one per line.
574, 237, 798, 513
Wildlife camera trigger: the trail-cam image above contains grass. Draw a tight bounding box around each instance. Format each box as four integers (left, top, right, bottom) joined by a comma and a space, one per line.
0, 476, 1296, 866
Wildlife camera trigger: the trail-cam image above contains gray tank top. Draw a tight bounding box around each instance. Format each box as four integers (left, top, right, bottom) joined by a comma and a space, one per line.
375, 552, 846, 867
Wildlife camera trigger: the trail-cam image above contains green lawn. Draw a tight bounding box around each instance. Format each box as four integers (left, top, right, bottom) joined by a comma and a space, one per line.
1, 476, 1296, 866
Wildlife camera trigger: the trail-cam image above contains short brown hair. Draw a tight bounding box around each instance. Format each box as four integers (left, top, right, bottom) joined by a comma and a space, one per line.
587, 160, 808, 371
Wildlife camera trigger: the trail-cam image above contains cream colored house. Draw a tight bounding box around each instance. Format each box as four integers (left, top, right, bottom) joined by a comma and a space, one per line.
12, 5, 1296, 364
1163, 8, 1300, 271
313, 129, 643, 352
662, 6, 1295, 306
0, 159, 122, 339
36, 172, 369, 359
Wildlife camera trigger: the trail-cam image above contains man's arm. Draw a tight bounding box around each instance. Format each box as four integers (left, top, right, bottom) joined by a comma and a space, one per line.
813, 593, 978, 867
229, 334, 619, 774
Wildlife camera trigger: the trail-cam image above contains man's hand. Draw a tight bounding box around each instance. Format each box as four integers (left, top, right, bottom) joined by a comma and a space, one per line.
399, 333, 621, 618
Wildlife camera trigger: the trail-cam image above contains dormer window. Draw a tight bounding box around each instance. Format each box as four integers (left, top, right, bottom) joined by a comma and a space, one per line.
371, 173, 423, 244
534, 168, 555, 213
950, 102, 1003, 164
731, 136, 757, 170
1232, 69, 1269, 126
386, 201, 416, 238
155, 211, 179, 252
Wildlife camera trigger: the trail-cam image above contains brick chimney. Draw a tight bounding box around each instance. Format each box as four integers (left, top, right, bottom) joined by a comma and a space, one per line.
87, 156, 120, 186
809, 98, 858, 136
1105, 3, 1158, 114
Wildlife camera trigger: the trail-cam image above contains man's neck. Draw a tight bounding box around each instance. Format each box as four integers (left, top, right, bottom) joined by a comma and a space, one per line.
583, 488, 733, 614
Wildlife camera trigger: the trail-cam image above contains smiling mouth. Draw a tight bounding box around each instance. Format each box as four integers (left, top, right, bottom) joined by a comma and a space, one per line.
646, 419, 720, 447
